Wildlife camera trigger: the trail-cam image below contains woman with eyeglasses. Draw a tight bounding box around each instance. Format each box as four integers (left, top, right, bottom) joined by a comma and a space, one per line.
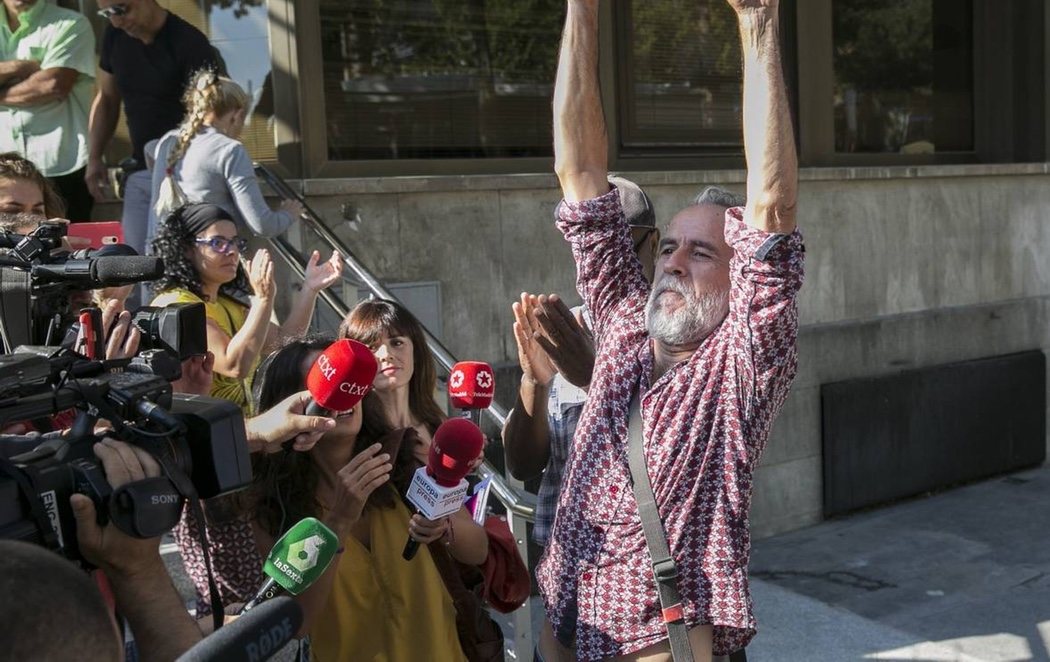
150, 202, 342, 412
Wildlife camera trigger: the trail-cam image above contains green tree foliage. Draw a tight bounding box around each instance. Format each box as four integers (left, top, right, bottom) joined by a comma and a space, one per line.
834, 0, 932, 91
630, 0, 741, 85
323, 0, 562, 82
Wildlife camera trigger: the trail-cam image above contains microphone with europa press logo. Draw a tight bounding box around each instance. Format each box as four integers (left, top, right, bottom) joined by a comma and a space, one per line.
303, 339, 379, 417
176, 597, 303, 662
402, 417, 486, 561
239, 517, 340, 613
447, 360, 495, 425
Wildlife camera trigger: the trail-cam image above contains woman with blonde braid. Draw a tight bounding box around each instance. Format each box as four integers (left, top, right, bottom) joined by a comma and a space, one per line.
147, 69, 301, 249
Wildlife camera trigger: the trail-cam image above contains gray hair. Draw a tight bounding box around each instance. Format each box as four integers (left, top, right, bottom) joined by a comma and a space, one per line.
693, 186, 745, 209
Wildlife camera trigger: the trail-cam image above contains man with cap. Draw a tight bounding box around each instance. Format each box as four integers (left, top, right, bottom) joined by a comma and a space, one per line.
503, 175, 658, 658
535, 0, 803, 660
503, 175, 658, 542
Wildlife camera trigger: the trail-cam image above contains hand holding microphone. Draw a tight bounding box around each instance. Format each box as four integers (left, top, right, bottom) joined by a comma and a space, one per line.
262, 338, 377, 453
403, 417, 486, 560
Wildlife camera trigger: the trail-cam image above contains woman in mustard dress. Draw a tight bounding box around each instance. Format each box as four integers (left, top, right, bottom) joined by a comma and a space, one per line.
150, 203, 343, 616
150, 202, 342, 414
251, 337, 489, 661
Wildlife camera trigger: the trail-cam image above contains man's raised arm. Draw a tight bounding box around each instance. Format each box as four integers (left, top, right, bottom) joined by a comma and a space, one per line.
553, 0, 608, 203
732, 0, 798, 235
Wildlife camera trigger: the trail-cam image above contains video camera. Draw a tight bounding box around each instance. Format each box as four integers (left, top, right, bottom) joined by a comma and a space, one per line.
0, 219, 164, 350
0, 217, 249, 563
0, 350, 252, 565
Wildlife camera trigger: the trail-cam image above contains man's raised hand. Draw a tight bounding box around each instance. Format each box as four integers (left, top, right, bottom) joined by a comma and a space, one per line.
534, 294, 595, 390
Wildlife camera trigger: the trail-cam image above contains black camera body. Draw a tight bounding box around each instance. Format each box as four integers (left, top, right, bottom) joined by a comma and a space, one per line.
132, 302, 209, 360
0, 221, 248, 567
0, 358, 252, 564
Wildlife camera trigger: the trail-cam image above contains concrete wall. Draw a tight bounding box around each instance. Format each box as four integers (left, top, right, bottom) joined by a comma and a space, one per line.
109, 162, 1050, 538
290, 162, 1050, 539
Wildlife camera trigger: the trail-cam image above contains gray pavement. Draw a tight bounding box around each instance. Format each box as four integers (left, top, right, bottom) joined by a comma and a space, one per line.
164, 464, 1050, 661
747, 464, 1050, 661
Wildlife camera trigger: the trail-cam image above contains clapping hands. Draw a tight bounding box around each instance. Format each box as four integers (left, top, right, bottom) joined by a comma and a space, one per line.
304, 250, 344, 293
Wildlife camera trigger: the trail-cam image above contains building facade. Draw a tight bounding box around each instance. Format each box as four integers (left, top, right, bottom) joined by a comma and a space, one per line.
92, 0, 1050, 537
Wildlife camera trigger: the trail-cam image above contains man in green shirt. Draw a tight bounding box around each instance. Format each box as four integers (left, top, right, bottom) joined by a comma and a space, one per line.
0, 0, 96, 221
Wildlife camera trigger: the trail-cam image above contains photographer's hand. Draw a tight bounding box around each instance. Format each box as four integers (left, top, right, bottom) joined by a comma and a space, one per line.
70, 438, 202, 659
172, 351, 214, 396
71, 439, 162, 575
245, 390, 337, 453
100, 298, 141, 360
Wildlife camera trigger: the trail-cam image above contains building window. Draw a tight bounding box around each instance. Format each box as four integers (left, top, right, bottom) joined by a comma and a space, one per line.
616, 0, 744, 155
832, 0, 974, 155
318, 0, 563, 161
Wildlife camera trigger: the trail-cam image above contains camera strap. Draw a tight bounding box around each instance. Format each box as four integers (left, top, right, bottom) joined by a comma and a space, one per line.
0, 455, 61, 551
156, 454, 225, 633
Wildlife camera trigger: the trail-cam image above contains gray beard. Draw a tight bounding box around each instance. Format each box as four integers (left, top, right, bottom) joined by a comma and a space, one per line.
645, 279, 730, 346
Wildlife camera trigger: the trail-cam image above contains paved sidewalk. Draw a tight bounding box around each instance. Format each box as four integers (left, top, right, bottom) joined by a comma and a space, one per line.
747, 464, 1050, 661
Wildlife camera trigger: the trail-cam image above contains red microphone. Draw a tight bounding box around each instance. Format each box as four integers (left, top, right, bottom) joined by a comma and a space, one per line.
447, 361, 494, 424
403, 418, 485, 560
304, 339, 378, 417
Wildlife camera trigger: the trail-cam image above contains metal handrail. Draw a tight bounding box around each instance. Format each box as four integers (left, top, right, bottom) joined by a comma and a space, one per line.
254, 163, 535, 521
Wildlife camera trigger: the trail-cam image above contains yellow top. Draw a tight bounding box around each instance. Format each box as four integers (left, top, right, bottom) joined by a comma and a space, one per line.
150, 288, 255, 414
310, 496, 467, 662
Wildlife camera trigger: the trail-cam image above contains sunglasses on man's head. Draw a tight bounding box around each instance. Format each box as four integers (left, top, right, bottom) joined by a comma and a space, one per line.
195, 236, 249, 255
97, 3, 129, 19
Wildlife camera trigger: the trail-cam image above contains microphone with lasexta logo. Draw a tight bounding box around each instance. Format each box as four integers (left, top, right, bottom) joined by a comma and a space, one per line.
239, 517, 340, 613
402, 417, 486, 560
303, 339, 379, 417
447, 360, 495, 425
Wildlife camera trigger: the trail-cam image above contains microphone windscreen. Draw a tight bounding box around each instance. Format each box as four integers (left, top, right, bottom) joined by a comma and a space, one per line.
175, 596, 302, 662
447, 361, 495, 410
428, 418, 485, 487
91, 256, 164, 285
305, 339, 378, 412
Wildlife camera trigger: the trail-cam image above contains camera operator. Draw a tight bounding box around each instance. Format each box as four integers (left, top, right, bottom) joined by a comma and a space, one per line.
0, 438, 202, 662
0, 539, 122, 661
71, 437, 203, 661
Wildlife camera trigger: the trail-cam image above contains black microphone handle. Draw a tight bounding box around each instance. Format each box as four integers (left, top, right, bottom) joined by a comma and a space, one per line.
239, 577, 280, 614
403, 535, 420, 561
304, 400, 329, 417
284, 400, 331, 452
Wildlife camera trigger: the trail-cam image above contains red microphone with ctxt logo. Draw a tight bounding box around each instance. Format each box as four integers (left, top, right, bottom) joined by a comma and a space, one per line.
447, 360, 495, 424
304, 339, 378, 417
402, 417, 485, 560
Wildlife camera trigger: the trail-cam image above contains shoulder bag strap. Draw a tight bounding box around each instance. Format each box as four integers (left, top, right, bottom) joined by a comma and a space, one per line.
627, 394, 694, 662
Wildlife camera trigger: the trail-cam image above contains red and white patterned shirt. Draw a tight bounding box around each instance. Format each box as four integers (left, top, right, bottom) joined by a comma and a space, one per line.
535, 188, 804, 659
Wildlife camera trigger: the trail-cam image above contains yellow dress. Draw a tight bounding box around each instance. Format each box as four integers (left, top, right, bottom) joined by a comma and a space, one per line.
310, 496, 467, 662
150, 288, 255, 413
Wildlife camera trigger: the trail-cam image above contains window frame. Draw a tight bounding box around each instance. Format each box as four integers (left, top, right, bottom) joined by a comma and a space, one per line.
283, 0, 1043, 178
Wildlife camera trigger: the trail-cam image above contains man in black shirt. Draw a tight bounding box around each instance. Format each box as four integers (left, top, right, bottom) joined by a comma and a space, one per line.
85, 0, 221, 266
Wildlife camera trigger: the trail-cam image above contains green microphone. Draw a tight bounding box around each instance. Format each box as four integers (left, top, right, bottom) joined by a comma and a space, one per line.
240, 517, 340, 613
